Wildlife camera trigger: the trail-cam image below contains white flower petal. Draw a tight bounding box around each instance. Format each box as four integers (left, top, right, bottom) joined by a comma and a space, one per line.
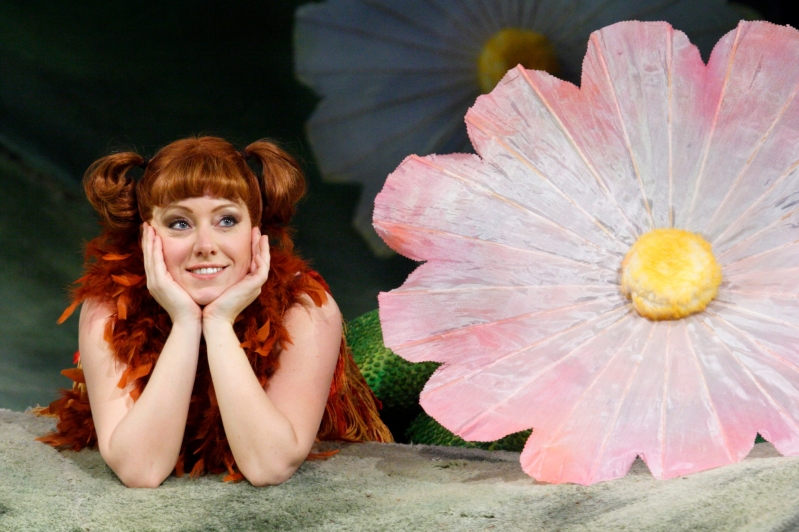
716, 291, 799, 327
716, 206, 799, 264
712, 302, 799, 369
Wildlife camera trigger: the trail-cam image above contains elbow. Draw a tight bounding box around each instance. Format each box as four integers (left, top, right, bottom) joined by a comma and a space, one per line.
118, 472, 167, 489
246, 472, 292, 488
110, 462, 169, 488
101, 449, 170, 488
241, 457, 303, 487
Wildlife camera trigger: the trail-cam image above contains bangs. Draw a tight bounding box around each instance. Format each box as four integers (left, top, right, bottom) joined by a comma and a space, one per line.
149, 155, 251, 207
136, 136, 264, 224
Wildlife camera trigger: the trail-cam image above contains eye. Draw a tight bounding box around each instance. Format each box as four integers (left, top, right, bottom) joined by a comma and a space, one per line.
219, 215, 239, 228
168, 218, 191, 230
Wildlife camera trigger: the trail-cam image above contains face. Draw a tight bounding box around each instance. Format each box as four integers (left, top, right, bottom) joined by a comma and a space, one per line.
150, 196, 254, 306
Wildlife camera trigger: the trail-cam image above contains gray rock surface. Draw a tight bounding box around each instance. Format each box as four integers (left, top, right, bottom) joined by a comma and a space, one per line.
2, 409, 799, 532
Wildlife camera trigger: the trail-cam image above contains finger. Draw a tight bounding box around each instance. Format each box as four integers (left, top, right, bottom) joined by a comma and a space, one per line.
150, 227, 161, 279
250, 228, 259, 273
148, 227, 162, 289
144, 227, 166, 291
260, 236, 271, 271
241, 239, 269, 287
142, 224, 154, 283
254, 236, 271, 281
141, 222, 149, 255
153, 233, 169, 279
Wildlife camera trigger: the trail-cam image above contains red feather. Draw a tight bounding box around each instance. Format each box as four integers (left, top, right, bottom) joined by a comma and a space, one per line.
102, 253, 131, 261
60, 368, 85, 384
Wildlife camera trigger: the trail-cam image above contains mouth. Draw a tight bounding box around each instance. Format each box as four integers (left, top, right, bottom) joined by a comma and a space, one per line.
187, 265, 227, 278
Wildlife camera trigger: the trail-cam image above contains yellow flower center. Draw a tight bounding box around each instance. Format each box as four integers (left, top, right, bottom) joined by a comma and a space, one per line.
477, 28, 561, 94
620, 229, 722, 320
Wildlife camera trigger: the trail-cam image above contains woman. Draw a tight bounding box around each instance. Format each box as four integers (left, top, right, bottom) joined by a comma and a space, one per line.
37, 136, 392, 487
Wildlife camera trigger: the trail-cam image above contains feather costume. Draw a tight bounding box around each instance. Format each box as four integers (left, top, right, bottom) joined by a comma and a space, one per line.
37, 233, 392, 481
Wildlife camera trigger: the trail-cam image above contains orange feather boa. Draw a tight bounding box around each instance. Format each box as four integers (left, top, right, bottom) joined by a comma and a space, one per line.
37, 234, 392, 481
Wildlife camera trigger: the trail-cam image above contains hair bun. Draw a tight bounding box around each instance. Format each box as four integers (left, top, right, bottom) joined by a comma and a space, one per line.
243, 140, 306, 229
83, 152, 145, 233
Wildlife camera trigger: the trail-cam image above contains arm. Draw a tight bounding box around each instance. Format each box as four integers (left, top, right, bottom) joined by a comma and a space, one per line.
81, 223, 203, 488
80, 301, 201, 488
203, 294, 342, 486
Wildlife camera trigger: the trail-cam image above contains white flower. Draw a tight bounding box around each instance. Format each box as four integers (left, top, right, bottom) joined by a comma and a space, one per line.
295, 0, 741, 255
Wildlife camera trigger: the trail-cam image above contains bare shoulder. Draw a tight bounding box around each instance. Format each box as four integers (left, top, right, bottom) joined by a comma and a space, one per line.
284, 292, 342, 332
79, 298, 115, 341
282, 292, 342, 358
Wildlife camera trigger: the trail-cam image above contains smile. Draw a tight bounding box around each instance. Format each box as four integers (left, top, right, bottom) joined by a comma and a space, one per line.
188, 266, 226, 275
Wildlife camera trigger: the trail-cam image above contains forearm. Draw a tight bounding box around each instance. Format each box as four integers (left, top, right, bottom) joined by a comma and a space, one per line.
203, 319, 305, 485
102, 320, 201, 487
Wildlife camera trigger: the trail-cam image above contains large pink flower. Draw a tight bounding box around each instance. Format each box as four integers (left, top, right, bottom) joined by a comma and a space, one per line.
374, 20, 799, 485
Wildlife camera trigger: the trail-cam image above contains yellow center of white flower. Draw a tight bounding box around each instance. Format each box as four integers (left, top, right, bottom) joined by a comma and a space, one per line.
477, 28, 561, 94
620, 229, 722, 320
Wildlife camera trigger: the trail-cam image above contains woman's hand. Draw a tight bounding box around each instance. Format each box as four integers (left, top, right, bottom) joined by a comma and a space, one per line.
142, 222, 201, 325
203, 227, 270, 326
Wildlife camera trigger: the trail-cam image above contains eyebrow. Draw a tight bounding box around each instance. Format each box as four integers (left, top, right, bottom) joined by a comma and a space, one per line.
159, 202, 243, 216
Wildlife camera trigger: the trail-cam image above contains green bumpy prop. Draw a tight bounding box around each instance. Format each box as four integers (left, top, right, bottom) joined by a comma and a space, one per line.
347, 310, 531, 451
406, 412, 531, 452
346, 310, 439, 411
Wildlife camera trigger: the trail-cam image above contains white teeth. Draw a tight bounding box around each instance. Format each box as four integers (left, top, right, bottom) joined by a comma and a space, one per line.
192, 267, 223, 275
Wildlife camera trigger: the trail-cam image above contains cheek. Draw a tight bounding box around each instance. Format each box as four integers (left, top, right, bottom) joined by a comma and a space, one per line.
160, 240, 191, 275
231, 236, 254, 275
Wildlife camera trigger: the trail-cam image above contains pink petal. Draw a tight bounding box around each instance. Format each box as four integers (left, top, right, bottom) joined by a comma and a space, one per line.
420, 305, 631, 442
374, 153, 626, 263
465, 69, 643, 244
685, 23, 799, 240
380, 256, 619, 363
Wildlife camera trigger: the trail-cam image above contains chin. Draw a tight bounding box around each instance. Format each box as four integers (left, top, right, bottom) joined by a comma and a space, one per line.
189, 289, 225, 307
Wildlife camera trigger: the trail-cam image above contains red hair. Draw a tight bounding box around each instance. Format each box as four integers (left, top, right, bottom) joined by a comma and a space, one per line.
83, 136, 306, 247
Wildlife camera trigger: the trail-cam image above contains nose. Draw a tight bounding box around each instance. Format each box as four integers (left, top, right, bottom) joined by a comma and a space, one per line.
193, 224, 217, 256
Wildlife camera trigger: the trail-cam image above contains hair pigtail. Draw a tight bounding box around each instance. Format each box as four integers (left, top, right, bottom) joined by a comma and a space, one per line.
243, 140, 306, 234
83, 152, 145, 234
